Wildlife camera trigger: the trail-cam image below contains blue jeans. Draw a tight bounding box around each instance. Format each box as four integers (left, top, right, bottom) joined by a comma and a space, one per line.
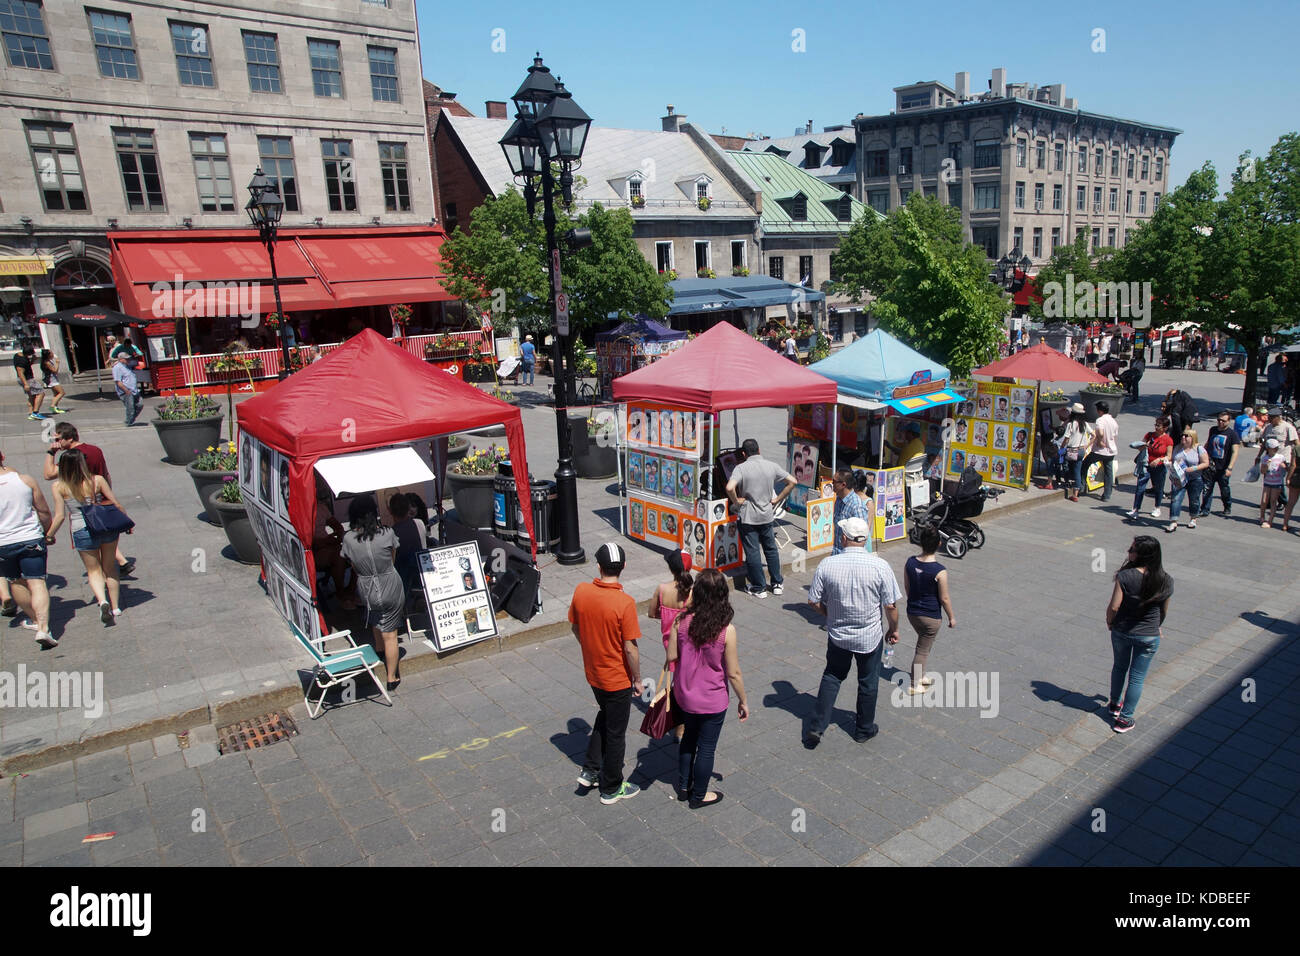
119, 389, 141, 425
1168, 474, 1203, 520
676, 708, 725, 802
811, 638, 882, 738
1131, 464, 1166, 513
1110, 629, 1160, 721
1200, 464, 1232, 513
1066, 450, 1085, 489
738, 521, 782, 592
521, 361, 534, 385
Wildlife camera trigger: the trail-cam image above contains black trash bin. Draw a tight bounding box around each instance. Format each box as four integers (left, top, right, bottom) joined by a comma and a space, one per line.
493, 465, 517, 544
516, 480, 559, 554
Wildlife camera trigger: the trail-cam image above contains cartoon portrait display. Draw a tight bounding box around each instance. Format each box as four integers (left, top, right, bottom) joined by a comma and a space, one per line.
240, 432, 254, 489
1011, 388, 1033, 407
787, 483, 809, 513
682, 413, 697, 450
993, 424, 1009, 451
811, 404, 827, 435
1013, 428, 1028, 452
627, 408, 644, 444
661, 512, 678, 539
1009, 459, 1026, 484
976, 395, 993, 419
949, 449, 966, 473
993, 396, 1010, 422
717, 451, 739, 479
258, 448, 274, 505
1010, 403, 1030, 423
659, 410, 675, 447
646, 507, 658, 534
646, 410, 659, 446
956, 400, 975, 418
629, 500, 644, 537
659, 458, 677, 499
711, 501, 727, 521
792, 443, 816, 485
991, 457, 1007, 482
888, 469, 903, 494
627, 451, 643, 489
820, 481, 834, 498
678, 463, 695, 504
278, 458, 291, 517
644, 456, 660, 495
807, 498, 834, 551
969, 454, 990, 474
955, 420, 969, 443
972, 422, 989, 448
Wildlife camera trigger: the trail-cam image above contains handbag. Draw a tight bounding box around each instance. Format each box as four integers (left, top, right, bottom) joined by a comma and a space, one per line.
639, 666, 678, 738
81, 501, 135, 536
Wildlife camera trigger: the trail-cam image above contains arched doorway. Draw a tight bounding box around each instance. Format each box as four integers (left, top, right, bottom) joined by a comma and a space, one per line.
51, 257, 118, 375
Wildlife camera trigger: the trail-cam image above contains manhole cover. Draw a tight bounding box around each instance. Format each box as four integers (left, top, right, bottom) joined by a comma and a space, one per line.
217, 712, 300, 754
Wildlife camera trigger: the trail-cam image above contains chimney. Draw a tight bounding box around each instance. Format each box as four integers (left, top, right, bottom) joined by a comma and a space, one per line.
954, 71, 969, 100
991, 67, 1006, 98
662, 104, 685, 132
485, 100, 508, 119
806, 120, 813, 134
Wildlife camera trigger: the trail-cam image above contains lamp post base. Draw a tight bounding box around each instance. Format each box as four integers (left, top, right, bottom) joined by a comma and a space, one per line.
553, 460, 585, 565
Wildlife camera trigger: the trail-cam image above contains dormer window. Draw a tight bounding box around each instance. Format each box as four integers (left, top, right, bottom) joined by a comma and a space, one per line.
804, 144, 823, 168
696, 181, 709, 202
830, 140, 853, 166
792, 195, 807, 220
834, 195, 852, 221
628, 176, 645, 207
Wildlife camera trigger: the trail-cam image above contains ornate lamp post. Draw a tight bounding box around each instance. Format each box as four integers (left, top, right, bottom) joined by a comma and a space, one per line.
500, 55, 592, 566
245, 167, 290, 380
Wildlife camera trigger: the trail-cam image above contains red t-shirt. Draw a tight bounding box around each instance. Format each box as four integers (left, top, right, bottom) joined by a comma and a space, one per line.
1144, 432, 1173, 465
568, 579, 640, 692
76, 443, 111, 483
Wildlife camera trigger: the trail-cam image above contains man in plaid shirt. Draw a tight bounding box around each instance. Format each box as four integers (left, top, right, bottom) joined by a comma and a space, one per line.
831, 468, 873, 554
804, 517, 901, 747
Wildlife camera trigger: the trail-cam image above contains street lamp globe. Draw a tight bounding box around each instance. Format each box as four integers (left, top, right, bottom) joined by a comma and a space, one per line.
245, 167, 283, 229
500, 116, 542, 178
535, 82, 591, 163
511, 54, 558, 119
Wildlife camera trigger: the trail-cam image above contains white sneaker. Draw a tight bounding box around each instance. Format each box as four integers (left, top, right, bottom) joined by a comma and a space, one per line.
1126, 508, 1139, 519
771, 584, 784, 596
1150, 508, 1161, 519
35, 631, 58, 649
1189, 519, 1197, 529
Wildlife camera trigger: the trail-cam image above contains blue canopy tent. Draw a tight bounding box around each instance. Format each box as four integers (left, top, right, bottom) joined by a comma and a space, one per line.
807, 328, 960, 469
595, 315, 687, 401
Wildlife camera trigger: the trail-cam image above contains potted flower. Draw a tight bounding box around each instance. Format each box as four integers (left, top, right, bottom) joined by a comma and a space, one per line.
732, 267, 750, 277
263, 312, 286, 331
631, 195, 646, 208
464, 353, 498, 383
187, 440, 238, 524
389, 303, 413, 325
206, 348, 262, 381
1078, 380, 1126, 422
658, 268, 678, 281
152, 393, 224, 465
207, 477, 261, 564
446, 444, 508, 530
287, 346, 318, 372
696, 267, 716, 279
698, 196, 712, 211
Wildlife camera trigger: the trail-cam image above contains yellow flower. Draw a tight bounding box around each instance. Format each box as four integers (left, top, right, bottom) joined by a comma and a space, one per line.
206, 446, 215, 452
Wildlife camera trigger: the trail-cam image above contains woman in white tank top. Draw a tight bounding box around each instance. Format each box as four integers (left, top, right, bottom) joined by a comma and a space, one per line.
0, 451, 55, 646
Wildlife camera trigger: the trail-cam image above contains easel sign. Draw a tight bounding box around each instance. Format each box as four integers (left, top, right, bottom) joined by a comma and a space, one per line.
418, 541, 497, 652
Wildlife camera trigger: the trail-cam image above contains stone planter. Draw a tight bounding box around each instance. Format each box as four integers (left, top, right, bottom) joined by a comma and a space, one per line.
570, 415, 618, 479
1078, 389, 1126, 423
208, 487, 262, 564
187, 462, 236, 524
152, 414, 224, 465
446, 469, 496, 530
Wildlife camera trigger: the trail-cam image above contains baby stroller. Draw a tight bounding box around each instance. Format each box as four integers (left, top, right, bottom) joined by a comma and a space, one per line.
908, 466, 1003, 559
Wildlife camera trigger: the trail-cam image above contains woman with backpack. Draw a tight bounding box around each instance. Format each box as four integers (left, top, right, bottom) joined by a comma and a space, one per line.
1105, 536, 1173, 733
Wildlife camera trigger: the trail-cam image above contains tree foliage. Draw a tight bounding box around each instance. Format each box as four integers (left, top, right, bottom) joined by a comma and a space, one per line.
1027, 233, 1115, 322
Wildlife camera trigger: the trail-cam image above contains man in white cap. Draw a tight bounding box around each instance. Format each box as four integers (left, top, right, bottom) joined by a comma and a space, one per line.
1255, 406, 1298, 507
520, 334, 536, 386
569, 542, 644, 804
804, 516, 901, 747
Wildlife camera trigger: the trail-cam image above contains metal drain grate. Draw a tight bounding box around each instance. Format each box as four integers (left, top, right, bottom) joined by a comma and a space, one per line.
216, 712, 300, 754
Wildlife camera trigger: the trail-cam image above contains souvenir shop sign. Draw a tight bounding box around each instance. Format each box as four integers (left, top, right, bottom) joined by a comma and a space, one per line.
946, 382, 1036, 490
418, 541, 497, 652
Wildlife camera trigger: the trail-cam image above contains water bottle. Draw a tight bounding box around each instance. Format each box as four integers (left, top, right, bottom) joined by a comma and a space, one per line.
882, 641, 895, 666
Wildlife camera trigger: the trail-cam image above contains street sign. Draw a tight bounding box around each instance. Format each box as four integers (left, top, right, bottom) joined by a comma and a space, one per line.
556, 292, 569, 336
551, 250, 561, 288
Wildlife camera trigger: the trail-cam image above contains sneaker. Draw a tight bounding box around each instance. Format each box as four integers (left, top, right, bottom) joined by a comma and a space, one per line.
802, 729, 823, 749
1222, 509, 1231, 517
1150, 508, 1161, 519
1106, 700, 1122, 717
747, 588, 768, 600
1125, 508, 1140, 520
100, 601, 113, 625
51, 406, 68, 414
35, 631, 58, 649
771, 583, 784, 596
27, 413, 45, 421
111, 608, 123, 617
0, 599, 16, 617
600, 781, 641, 805
1113, 716, 1135, 734
19, 619, 38, 630
1189, 519, 1197, 529
575, 768, 598, 789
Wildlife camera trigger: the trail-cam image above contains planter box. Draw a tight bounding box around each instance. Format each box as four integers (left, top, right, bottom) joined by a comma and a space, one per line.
208, 488, 262, 564
206, 364, 261, 382
464, 364, 496, 383
187, 462, 236, 524
570, 415, 618, 479
446, 470, 496, 530
1078, 390, 1125, 423
152, 414, 224, 465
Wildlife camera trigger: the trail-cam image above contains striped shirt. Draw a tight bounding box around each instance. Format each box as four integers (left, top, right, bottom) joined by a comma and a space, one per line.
808, 548, 902, 654
832, 491, 873, 554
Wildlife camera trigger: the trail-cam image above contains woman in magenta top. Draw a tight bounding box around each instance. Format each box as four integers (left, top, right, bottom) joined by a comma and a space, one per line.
667, 568, 749, 809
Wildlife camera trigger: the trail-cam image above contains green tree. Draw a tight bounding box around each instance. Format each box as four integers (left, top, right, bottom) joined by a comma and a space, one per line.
832, 198, 1005, 375
1028, 233, 1116, 322
565, 203, 672, 329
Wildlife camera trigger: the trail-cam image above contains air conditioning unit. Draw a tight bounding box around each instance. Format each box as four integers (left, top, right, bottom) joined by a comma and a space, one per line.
1034, 200, 1043, 211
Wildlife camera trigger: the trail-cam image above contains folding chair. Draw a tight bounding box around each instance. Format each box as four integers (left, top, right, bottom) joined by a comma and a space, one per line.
290, 622, 392, 718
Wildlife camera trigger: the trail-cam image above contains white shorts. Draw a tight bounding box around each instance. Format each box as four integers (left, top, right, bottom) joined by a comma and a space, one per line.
45, 375, 59, 387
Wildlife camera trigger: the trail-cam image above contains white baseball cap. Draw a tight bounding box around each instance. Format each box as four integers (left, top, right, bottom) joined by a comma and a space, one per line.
837, 517, 871, 542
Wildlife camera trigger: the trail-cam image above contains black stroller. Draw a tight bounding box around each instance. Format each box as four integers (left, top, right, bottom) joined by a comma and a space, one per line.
908, 466, 1003, 559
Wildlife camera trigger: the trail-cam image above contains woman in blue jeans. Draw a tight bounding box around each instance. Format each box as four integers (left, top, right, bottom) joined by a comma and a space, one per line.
666, 569, 748, 809
1165, 428, 1209, 532
1105, 535, 1173, 733
1128, 417, 1173, 520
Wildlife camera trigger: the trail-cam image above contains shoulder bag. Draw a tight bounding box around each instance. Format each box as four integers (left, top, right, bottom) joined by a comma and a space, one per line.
639, 665, 678, 739
81, 499, 135, 536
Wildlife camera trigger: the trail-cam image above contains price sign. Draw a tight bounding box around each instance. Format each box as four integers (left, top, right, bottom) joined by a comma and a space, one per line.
556, 292, 570, 336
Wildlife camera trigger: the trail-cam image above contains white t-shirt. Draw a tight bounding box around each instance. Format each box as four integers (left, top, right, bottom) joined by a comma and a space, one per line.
1093, 414, 1118, 456
783, 337, 796, 356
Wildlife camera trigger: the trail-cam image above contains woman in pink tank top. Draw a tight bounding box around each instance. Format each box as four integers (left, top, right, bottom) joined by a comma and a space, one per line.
667, 569, 749, 809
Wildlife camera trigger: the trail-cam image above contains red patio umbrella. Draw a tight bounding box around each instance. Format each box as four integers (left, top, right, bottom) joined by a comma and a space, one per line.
972, 341, 1108, 385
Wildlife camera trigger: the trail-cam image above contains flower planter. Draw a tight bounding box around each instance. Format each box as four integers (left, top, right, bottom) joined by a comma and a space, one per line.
207, 364, 261, 382
187, 462, 237, 524
152, 414, 224, 465
207, 487, 262, 564
446, 470, 496, 530
1078, 389, 1125, 423
570, 415, 618, 479
464, 364, 496, 383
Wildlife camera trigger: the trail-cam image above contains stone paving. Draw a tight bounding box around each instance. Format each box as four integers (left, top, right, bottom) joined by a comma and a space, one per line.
2, 412, 1295, 865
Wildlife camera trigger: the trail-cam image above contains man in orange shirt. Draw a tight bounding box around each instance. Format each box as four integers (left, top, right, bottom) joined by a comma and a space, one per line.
569, 542, 644, 804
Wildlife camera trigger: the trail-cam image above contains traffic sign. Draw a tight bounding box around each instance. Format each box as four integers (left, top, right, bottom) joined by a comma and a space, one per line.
556, 292, 569, 336
552, 249, 561, 287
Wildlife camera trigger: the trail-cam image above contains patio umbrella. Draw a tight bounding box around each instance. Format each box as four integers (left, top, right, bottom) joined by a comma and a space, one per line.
972, 341, 1109, 385
37, 304, 135, 398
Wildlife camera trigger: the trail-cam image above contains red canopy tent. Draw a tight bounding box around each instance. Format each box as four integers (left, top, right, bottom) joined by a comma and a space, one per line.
238, 329, 537, 593
612, 321, 838, 411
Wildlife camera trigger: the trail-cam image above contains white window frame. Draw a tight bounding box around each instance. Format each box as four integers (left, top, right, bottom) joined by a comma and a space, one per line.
730, 240, 747, 272
694, 240, 711, 273
655, 240, 673, 273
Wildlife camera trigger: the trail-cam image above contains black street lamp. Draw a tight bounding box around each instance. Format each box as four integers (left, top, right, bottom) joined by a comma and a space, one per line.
499, 55, 593, 566
245, 167, 291, 380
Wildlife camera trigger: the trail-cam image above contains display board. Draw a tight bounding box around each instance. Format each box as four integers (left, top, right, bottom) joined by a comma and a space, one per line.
947, 382, 1036, 489
417, 541, 497, 652
806, 495, 834, 552
849, 466, 906, 543
785, 403, 870, 517
240, 433, 318, 642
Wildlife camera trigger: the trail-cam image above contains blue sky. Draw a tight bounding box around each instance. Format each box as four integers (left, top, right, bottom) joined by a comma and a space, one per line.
417, 0, 1300, 193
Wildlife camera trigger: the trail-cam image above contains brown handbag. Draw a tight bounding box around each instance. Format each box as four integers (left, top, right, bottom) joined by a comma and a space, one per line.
639, 666, 678, 738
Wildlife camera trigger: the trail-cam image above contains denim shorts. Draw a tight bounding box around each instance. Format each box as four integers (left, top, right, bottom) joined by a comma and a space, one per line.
72, 526, 119, 553
0, 537, 48, 581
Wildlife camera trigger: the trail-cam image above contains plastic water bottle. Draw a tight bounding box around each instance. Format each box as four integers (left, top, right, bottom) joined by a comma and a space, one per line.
882, 642, 895, 666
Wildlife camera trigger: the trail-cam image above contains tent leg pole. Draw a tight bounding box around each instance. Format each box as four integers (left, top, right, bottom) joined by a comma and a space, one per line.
831, 408, 839, 476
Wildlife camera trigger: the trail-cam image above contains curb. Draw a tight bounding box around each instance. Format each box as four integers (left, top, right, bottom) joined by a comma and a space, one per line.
2, 478, 1076, 774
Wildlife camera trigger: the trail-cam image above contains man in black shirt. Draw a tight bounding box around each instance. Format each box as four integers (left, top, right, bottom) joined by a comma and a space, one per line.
13, 343, 47, 420
1200, 411, 1241, 516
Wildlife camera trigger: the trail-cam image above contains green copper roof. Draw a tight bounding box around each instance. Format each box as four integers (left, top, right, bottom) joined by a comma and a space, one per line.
727, 149, 880, 234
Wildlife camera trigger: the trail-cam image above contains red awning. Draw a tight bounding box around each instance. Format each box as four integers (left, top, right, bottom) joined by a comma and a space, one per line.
107, 226, 453, 319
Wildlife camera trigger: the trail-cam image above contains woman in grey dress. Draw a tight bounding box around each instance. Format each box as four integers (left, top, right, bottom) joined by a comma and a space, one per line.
341, 494, 404, 689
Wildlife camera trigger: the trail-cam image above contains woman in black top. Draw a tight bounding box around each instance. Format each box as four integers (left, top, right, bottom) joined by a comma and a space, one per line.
1105, 535, 1173, 733
902, 525, 956, 694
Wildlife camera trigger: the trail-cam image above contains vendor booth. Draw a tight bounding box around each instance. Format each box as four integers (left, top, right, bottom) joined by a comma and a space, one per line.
595, 317, 687, 402
805, 329, 962, 540
612, 322, 837, 571
236, 330, 539, 654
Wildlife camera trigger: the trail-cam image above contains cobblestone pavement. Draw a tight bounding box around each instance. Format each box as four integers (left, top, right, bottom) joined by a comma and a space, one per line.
3, 453, 1296, 866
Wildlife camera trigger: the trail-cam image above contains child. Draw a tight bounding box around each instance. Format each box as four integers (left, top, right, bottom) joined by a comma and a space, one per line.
1260, 438, 1287, 528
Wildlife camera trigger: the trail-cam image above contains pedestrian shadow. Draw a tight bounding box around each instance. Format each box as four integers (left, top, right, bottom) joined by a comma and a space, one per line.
782, 601, 822, 625
764, 677, 874, 742
591, 505, 623, 531
115, 585, 156, 612
1031, 679, 1108, 714
1241, 610, 1298, 634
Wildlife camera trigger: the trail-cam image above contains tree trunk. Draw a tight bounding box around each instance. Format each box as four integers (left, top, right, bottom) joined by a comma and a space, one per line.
1243, 345, 1260, 410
